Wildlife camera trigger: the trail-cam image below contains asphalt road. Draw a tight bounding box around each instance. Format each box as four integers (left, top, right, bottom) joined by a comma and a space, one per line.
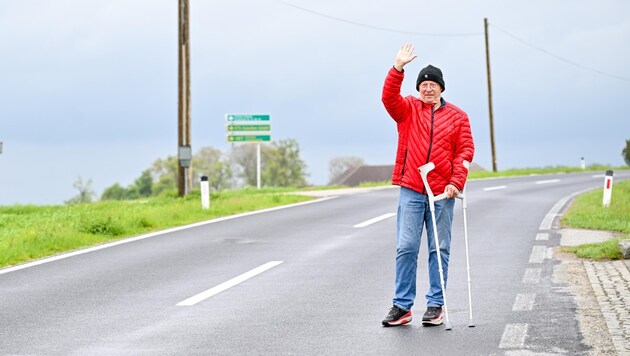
1, 170, 629, 355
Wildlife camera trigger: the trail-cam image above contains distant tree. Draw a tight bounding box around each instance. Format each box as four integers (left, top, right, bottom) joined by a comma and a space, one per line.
65, 176, 95, 204
132, 169, 153, 197
208, 160, 233, 190
328, 156, 365, 184
230, 144, 271, 187
623, 139, 630, 167
263, 139, 308, 187
101, 146, 234, 201
101, 183, 127, 200
192, 146, 233, 190
150, 155, 178, 196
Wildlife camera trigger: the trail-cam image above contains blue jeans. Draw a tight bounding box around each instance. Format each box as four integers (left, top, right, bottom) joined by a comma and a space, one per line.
393, 187, 455, 311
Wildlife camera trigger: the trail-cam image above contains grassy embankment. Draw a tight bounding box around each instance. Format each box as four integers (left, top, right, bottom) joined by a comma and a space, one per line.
561, 178, 630, 260
0, 188, 311, 269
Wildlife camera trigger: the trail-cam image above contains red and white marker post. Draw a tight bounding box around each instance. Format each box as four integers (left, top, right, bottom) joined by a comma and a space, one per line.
603, 170, 614, 207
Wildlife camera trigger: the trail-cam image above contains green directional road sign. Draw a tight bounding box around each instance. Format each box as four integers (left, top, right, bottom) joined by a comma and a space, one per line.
227, 124, 271, 132
227, 135, 271, 143
226, 114, 270, 122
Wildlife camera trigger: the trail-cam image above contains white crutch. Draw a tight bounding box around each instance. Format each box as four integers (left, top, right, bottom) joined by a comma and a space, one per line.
458, 161, 474, 327
418, 160, 473, 330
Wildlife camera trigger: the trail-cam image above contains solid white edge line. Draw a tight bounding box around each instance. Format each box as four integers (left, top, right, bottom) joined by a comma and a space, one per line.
353, 213, 396, 228
538, 187, 595, 230
0, 197, 336, 276
176, 261, 283, 306
483, 185, 507, 191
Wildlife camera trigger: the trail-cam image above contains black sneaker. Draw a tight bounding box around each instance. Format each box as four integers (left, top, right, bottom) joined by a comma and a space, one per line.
382, 305, 412, 327
422, 306, 444, 326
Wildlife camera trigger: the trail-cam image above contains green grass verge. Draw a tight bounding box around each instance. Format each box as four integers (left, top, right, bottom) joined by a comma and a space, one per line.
357, 181, 391, 188
0, 188, 312, 269
561, 178, 630, 260
468, 165, 629, 180
564, 239, 625, 260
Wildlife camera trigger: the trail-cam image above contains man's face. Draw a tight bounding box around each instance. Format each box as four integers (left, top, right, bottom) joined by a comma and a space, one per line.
419, 81, 442, 105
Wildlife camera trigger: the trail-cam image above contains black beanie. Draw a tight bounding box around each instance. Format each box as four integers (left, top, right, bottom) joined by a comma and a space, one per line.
416, 64, 445, 92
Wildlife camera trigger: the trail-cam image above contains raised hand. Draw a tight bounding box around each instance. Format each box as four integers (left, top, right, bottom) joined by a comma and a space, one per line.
394, 43, 417, 71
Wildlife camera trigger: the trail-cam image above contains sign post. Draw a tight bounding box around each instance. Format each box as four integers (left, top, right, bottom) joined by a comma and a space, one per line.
226, 114, 272, 189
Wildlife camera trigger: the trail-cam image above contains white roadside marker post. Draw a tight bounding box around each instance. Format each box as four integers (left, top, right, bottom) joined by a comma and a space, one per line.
603, 170, 614, 207
200, 176, 210, 209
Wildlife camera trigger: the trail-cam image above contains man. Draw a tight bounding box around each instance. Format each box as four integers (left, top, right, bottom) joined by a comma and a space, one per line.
381, 43, 474, 327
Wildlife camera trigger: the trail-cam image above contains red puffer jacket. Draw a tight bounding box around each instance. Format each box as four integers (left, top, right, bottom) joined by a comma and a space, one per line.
382, 67, 474, 195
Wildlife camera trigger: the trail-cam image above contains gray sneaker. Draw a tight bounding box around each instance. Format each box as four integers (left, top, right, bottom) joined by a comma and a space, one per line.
382, 305, 412, 327
422, 306, 444, 325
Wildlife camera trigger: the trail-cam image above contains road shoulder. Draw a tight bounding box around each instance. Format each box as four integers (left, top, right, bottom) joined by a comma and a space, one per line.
555, 228, 630, 355
554, 249, 617, 355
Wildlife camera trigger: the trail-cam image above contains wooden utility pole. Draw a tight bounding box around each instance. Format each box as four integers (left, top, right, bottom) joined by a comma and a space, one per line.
178, 0, 192, 196
484, 18, 497, 172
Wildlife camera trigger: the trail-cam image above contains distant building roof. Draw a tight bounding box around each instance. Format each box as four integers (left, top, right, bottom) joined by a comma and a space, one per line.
333, 163, 485, 187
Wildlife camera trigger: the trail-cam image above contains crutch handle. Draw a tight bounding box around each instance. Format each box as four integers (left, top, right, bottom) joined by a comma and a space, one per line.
434, 192, 448, 201
418, 162, 436, 198
437, 191, 467, 201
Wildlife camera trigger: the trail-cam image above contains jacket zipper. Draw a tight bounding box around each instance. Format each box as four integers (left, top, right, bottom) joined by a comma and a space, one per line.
422, 106, 436, 195
425, 107, 435, 164
400, 149, 408, 179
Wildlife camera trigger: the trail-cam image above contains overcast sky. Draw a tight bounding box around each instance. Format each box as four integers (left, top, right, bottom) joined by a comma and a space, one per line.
1, 0, 629, 205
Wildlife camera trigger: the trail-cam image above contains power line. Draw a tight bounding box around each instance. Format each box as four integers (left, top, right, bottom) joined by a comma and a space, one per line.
275, 1, 630, 83
489, 22, 630, 83
275, 0, 482, 37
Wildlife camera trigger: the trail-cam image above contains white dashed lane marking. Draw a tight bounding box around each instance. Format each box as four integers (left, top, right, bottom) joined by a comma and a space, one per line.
535, 233, 549, 241
499, 323, 529, 349
176, 261, 283, 306
528, 245, 547, 264
353, 213, 396, 228
522, 268, 542, 284
483, 185, 507, 191
512, 293, 536, 311
535, 179, 560, 185
546, 247, 554, 260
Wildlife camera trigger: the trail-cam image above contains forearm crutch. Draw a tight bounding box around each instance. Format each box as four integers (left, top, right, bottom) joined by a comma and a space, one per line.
418, 161, 473, 330
458, 161, 474, 327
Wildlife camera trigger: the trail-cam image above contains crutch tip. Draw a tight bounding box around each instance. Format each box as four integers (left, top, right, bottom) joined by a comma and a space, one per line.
468, 321, 475, 328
